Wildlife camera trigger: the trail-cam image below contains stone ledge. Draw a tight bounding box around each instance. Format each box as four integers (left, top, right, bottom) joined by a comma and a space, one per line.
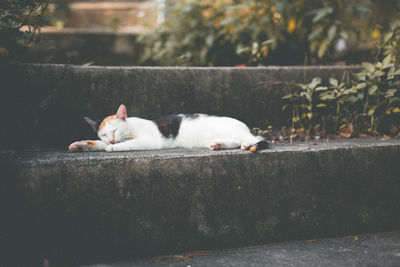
2, 139, 400, 265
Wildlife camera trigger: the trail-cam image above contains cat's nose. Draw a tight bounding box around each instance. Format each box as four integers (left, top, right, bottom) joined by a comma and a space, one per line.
109, 140, 115, 144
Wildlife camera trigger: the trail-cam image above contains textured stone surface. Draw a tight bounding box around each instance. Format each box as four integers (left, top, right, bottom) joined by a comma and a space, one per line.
83, 231, 400, 267
0, 63, 360, 150
2, 140, 399, 265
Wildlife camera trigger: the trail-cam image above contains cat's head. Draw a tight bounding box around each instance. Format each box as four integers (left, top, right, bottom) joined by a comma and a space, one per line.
85, 104, 133, 144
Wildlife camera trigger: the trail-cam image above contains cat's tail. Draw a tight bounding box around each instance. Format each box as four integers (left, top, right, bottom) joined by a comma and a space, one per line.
250, 139, 269, 152
241, 137, 269, 152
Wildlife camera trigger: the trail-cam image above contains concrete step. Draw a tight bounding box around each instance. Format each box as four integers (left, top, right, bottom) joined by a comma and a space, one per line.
82, 231, 400, 267
2, 140, 400, 266
0, 63, 361, 150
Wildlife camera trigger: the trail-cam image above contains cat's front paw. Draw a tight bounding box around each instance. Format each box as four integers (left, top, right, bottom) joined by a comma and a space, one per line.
105, 144, 115, 152
69, 141, 89, 152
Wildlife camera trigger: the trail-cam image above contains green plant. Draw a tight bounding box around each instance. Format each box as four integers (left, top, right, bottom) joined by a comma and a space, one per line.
282, 77, 328, 137
282, 21, 400, 138
0, 0, 49, 62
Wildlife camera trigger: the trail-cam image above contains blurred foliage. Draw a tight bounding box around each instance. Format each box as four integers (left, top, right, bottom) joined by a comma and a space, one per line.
47, 0, 71, 30
282, 22, 400, 139
0, 0, 49, 62
139, 0, 400, 66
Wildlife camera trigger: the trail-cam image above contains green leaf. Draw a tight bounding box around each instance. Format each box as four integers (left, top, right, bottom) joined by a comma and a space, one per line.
368, 107, 376, 116
329, 78, 338, 87
320, 95, 335, 100
262, 39, 277, 45
236, 46, 250, 55
386, 89, 398, 96
297, 83, 307, 90
375, 70, 385, 76
315, 86, 328, 91
388, 97, 400, 105
318, 38, 330, 59
312, 7, 334, 23
384, 32, 393, 42
387, 67, 395, 80
206, 35, 214, 47
282, 94, 293, 99
309, 77, 322, 89
355, 83, 367, 90
390, 20, 400, 30
362, 62, 375, 73
368, 85, 378, 95
309, 40, 319, 53
316, 103, 327, 108
308, 27, 323, 41
382, 54, 392, 68
346, 96, 359, 103
301, 91, 312, 102
340, 30, 349, 39
251, 42, 259, 55
327, 25, 337, 41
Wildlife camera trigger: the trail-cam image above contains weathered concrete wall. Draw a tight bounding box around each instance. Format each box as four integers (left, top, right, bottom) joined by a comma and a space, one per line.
0, 63, 360, 150
2, 140, 399, 265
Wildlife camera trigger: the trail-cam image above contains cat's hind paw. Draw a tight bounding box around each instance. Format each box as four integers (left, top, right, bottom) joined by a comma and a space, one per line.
210, 142, 223, 150
240, 143, 259, 152
242, 140, 269, 152
241, 144, 252, 150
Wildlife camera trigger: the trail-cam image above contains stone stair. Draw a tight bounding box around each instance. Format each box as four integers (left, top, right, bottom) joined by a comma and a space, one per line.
1, 140, 399, 266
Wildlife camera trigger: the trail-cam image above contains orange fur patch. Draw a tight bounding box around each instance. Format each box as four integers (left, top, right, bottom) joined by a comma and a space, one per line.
99, 115, 116, 131
85, 140, 97, 146
250, 144, 258, 152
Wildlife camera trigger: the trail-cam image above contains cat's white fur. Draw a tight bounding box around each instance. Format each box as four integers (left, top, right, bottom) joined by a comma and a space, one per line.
69, 105, 265, 152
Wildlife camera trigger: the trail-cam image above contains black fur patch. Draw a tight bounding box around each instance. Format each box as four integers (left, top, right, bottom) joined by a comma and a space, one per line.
153, 114, 183, 138
256, 140, 269, 150
184, 114, 200, 119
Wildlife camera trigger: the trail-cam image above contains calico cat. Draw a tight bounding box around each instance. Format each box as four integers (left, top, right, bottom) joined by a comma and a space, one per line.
69, 105, 268, 152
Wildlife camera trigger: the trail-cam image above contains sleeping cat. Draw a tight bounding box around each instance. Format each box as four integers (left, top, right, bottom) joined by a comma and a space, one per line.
69, 105, 268, 152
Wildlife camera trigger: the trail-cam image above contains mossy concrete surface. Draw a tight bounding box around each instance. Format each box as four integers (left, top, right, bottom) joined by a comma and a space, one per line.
0, 63, 360, 150
1, 140, 399, 265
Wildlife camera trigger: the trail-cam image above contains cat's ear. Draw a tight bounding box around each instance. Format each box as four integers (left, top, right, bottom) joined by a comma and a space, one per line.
84, 117, 99, 132
116, 104, 127, 121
